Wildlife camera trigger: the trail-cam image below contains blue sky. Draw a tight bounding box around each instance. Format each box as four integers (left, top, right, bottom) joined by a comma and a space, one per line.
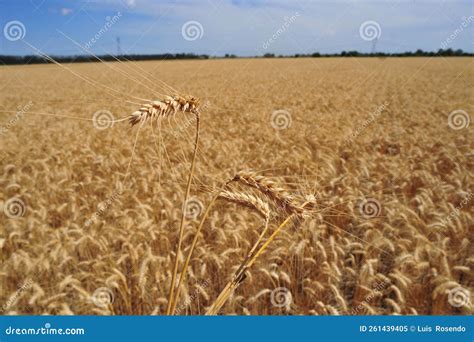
0, 0, 473, 56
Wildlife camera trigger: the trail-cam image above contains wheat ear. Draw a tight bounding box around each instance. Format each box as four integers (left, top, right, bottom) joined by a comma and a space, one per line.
218, 190, 270, 221
233, 172, 304, 215
170, 174, 307, 314
129, 95, 200, 126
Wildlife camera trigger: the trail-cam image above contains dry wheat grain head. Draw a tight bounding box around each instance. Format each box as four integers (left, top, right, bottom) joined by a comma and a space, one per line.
218, 189, 270, 221
129, 95, 200, 126
232, 172, 305, 215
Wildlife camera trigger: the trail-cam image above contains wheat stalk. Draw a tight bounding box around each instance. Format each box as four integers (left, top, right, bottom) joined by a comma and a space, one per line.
169, 173, 312, 314
130, 94, 202, 315
205, 206, 310, 315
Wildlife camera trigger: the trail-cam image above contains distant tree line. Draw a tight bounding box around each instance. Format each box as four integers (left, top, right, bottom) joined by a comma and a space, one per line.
263, 48, 472, 58
0, 53, 209, 65
0, 49, 471, 65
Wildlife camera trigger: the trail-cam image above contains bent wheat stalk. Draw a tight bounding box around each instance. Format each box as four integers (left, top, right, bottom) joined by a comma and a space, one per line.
206, 200, 311, 315
170, 172, 309, 315
169, 179, 234, 315
129, 94, 201, 315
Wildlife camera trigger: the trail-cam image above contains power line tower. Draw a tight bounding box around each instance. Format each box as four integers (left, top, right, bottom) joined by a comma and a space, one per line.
116, 37, 122, 56
371, 37, 378, 54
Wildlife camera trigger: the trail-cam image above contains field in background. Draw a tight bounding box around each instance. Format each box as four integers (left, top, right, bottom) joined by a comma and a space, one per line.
0, 58, 472, 315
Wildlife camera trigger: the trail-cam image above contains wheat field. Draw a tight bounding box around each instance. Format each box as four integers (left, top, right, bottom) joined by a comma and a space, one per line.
0, 57, 472, 315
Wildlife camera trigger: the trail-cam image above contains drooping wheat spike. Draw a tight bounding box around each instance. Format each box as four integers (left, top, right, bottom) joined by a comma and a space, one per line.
170, 174, 310, 314
170, 186, 274, 315
232, 172, 305, 215
129, 95, 200, 126
218, 189, 270, 221
129, 94, 201, 315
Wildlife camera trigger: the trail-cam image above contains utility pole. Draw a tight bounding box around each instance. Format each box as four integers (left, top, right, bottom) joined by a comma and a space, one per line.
371, 37, 378, 54
116, 36, 122, 56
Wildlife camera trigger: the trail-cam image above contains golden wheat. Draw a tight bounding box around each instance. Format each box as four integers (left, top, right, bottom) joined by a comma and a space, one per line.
129, 95, 200, 126
1, 58, 472, 316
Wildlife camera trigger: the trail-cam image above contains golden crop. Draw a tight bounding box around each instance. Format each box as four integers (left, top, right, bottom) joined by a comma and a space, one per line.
0, 58, 472, 315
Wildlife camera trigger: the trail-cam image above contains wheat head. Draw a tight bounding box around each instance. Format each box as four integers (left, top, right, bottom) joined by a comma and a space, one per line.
129, 95, 200, 126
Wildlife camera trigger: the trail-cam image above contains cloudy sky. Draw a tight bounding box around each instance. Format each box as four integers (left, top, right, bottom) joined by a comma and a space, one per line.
0, 0, 472, 56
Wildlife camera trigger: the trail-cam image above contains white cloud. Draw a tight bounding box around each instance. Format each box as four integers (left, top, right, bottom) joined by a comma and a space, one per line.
61, 8, 73, 16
